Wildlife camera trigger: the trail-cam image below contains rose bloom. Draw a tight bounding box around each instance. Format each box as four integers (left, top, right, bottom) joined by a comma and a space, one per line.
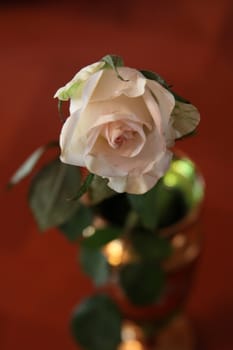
55, 61, 200, 194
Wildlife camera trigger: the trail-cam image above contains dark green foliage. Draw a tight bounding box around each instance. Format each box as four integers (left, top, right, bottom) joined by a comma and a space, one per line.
71, 294, 122, 350
29, 159, 81, 230
82, 227, 122, 249
130, 227, 172, 261
119, 261, 165, 306
59, 205, 93, 241
80, 247, 109, 286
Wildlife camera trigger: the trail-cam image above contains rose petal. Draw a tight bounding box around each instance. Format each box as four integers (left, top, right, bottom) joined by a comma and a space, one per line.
90, 68, 146, 102
146, 80, 175, 137
84, 128, 165, 177
85, 152, 128, 177
143, 87, 163, 135
70, 69, 104, 114
60, 111, 86, 166
87, 111, 151, 131
54, 61, 105, 101
107, 150, 172, 194
77, 95, 153, 138
103, 119, 146, 157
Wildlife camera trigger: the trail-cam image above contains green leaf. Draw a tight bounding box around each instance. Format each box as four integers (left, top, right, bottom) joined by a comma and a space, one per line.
80, 247, 109, 286
140, 70, 171, 89
29, 159, 81, 230
101, 54, 127, 81
128, 177, 188, 230
69, 173, 94, 201
8, 141, 59, 188
119, 261, 164, 306
71, 294, 122, 350
131, 228, 172, 261
88, 175, 116, 205
127, 180, 164, 230
59, 205, 93, 241
82, 227, 122, 249
128, 193, 157, 230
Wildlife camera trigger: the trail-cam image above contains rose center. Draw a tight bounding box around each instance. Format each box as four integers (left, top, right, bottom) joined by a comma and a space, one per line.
113, 129, 136, 148
114, 135, 125, 146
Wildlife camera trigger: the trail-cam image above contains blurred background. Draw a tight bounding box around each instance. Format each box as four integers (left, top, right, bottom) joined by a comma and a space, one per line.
1, 0, 233, 349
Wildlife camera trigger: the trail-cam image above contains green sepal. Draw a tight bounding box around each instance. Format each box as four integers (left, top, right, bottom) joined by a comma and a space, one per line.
177, 129, 197, 141
101, 54, 124, 69
101, 54, 128, 81
140, 70, 171, 89
171, 101, 200, 139
169, 90, 190, 104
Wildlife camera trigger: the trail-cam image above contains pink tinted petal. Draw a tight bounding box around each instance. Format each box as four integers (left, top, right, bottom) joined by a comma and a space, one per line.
107, 172, 157, 194
91, 112, 149, 130
85, 153, 128, 177
78, 96, 152, 137
107, 150, 172, 194
143, 87, 163, 134
90, 68, 146, 102
84, 127, 165, 178
103, 119, 146, 157
146, 80, 175, 133
60, 110, 85, 166
69, 69, 104, 114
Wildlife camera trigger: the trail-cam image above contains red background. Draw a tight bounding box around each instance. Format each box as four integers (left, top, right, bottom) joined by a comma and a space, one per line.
1, 1, 233, 349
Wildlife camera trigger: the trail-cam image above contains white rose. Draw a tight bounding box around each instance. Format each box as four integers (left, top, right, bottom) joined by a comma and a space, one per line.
55, 61, 200, 194
54, 61, 105, 104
